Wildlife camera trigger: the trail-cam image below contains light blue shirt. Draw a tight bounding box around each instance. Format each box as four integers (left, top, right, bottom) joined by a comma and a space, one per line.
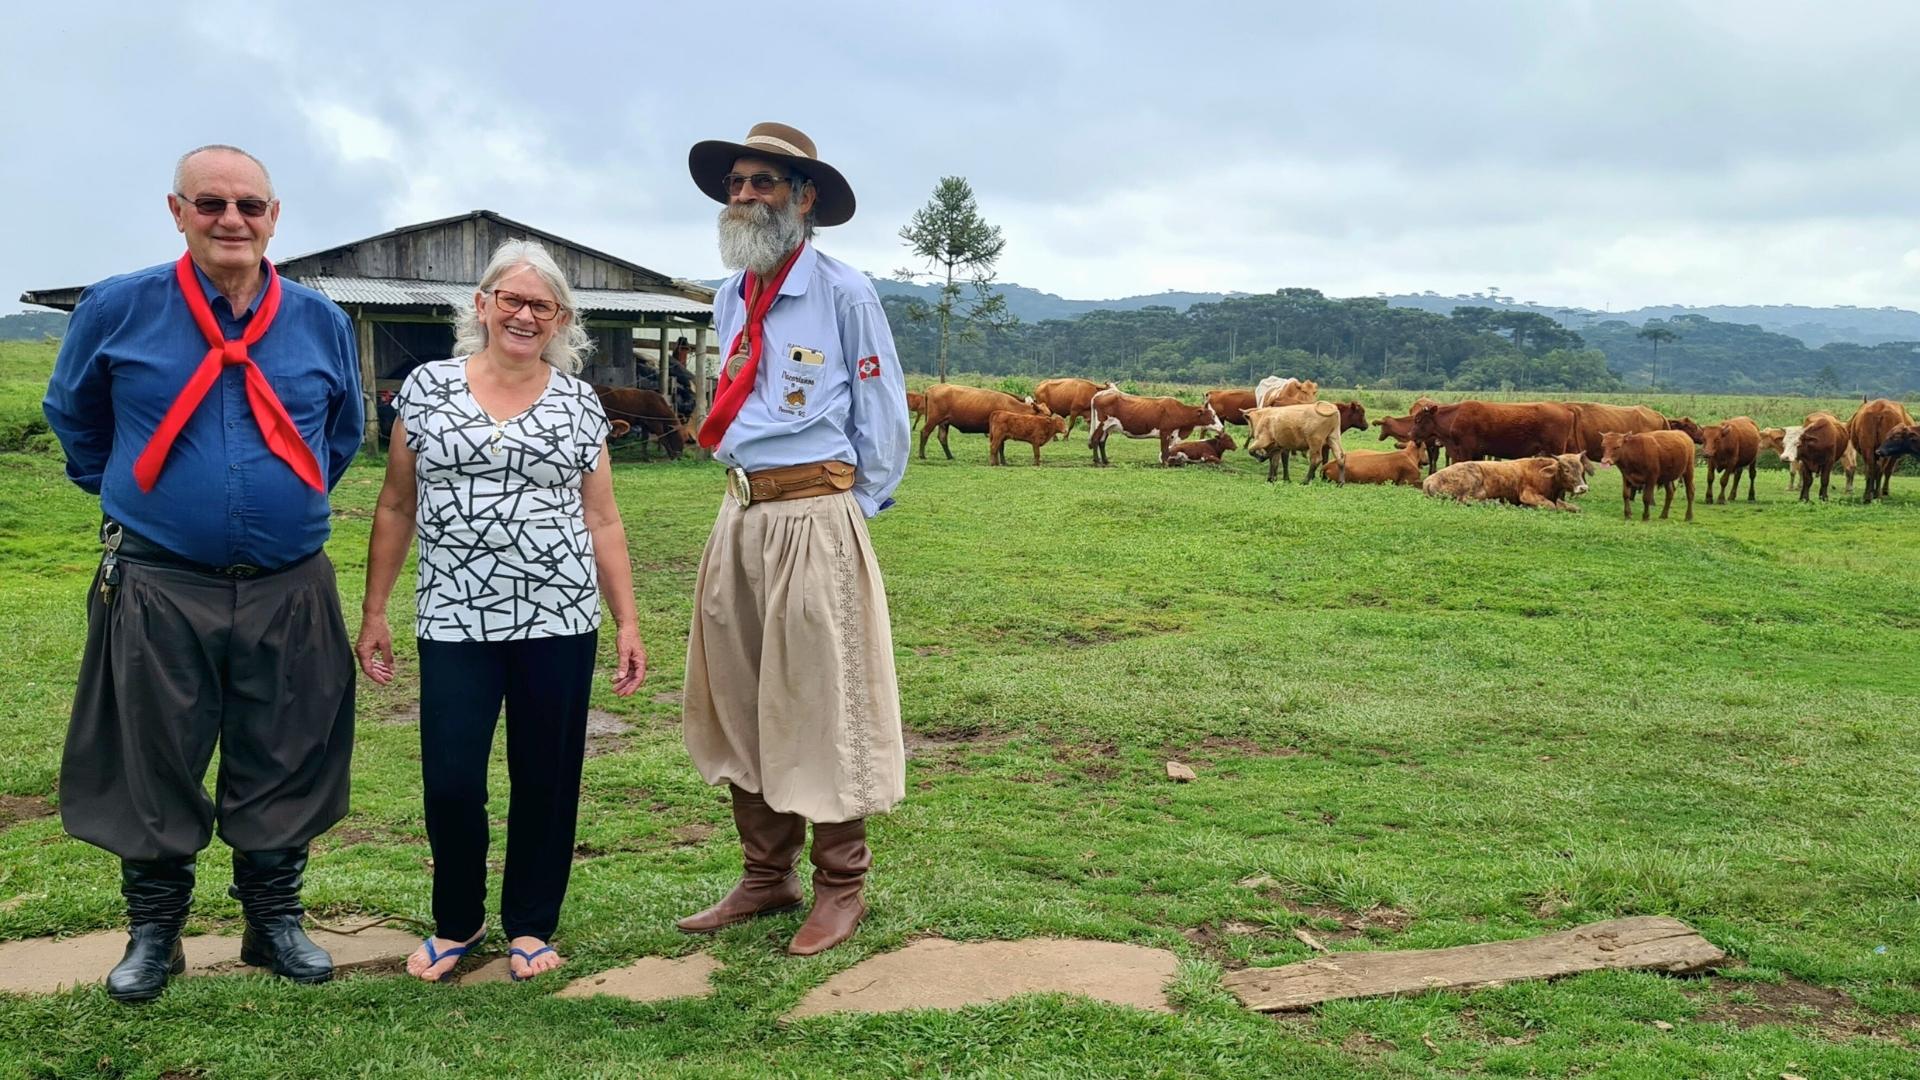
713, 244, 909, 517
718, 245, 910, 515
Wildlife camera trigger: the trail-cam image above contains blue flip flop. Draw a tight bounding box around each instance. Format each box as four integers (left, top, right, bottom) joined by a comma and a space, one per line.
508, 944, 557, 982
416, 926, 486, 983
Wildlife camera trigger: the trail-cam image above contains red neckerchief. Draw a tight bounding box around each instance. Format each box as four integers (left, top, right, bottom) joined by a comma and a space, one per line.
132, 253, 325, 493
696, 243, 806, 450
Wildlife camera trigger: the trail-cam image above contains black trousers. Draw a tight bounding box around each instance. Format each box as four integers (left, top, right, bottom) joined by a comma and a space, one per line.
417, 630, 596, 943
60, 553, 356, 862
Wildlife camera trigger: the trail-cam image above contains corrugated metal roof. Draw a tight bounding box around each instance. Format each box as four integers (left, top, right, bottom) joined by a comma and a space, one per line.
301, 276, 712, 316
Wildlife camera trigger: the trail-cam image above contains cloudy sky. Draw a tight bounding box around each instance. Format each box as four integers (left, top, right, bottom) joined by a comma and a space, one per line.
5, 1, 1917, 315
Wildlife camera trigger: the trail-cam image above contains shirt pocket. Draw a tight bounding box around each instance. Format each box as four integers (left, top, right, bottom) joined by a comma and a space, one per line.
265, 373, 332, 436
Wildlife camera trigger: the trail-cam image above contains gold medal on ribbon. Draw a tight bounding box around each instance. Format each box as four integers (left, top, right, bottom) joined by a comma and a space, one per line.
726, 349, 750, 380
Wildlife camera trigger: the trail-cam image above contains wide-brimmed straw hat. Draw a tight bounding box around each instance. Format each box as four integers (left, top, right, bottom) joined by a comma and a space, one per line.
689, 122, 856, 227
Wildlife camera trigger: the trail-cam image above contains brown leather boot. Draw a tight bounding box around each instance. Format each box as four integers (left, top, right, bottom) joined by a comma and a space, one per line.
788, 818, 870, 956
676, 785, 805, 933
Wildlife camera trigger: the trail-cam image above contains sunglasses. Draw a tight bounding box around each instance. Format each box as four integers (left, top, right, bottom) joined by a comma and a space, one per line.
176, 194, 273, 218
722, 172, 797, 196
490, 290, 563, 322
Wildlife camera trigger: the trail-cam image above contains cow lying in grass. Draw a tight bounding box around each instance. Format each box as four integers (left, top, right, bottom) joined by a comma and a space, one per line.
987, 409, 1069, 466
1601, 430, 1696, 521
1422, 453, 1591, 510
1321, 440, 1426, 485
1167, 431, 1237, 466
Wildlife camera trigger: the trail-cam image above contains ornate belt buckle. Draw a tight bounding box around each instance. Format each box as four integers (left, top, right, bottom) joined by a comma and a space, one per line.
726, 466, 753, 507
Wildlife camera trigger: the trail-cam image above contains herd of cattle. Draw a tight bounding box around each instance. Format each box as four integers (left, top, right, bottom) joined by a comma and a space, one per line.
905, 378, 1920, 521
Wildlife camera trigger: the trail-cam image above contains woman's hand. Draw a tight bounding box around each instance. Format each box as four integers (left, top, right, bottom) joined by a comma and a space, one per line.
611, 623, 646, 696
356, 612, 397, 685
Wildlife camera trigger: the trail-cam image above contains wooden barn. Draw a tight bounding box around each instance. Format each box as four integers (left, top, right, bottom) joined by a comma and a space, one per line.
21, 210, 718, 449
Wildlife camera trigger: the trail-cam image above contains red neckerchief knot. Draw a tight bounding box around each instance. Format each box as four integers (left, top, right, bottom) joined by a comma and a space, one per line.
132, 253, 325, 493
697, 243, 806, 450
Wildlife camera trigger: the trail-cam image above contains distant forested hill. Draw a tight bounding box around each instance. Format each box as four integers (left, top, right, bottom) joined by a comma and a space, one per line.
0, 312, 68, 341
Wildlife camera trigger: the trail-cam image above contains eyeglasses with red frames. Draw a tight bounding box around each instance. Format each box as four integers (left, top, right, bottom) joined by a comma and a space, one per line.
722, 172, 797, 196
489, 290, 563, 322
176, 194, 273, 218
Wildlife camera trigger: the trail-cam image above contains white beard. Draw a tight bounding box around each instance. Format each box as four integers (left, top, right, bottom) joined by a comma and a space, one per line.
718, 199, 807, 275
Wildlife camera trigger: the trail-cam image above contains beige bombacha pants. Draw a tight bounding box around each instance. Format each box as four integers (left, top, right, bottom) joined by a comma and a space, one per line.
683, 491, 904, 824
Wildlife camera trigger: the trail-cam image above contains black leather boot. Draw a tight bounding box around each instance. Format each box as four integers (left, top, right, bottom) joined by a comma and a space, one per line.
106, 856, 195, 1003
231, 847, 333, 984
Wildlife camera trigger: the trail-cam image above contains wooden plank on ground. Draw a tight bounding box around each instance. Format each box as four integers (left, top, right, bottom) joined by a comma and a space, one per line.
1223, 916, 1724, 1012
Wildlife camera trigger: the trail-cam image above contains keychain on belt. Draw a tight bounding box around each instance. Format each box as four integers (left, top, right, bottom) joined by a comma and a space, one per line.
97, 521, 123, 605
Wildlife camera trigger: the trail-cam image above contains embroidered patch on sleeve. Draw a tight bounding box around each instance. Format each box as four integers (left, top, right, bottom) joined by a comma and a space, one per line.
857, 355, 882, 380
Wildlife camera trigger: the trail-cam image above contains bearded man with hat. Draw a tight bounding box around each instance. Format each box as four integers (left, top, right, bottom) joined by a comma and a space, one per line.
676, 122, 911, 955
42, 144, 363, 1001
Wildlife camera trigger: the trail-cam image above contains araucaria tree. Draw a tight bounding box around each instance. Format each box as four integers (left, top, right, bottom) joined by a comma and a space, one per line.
898, 176, 1014, 382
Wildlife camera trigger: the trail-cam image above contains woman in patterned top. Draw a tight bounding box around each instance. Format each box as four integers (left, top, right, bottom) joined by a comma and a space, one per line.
356, 239, 646, 983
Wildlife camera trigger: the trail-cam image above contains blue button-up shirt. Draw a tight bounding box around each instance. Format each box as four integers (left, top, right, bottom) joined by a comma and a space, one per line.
43, 259, 363, 567
713, 244, 910, 517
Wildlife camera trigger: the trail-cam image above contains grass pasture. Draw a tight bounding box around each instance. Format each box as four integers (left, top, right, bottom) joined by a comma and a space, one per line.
1, 342, 1917, 1077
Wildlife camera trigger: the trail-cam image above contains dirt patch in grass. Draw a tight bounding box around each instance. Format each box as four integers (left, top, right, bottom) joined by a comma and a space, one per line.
1692, 975, 1919, 1042
905, 723, 1003, 764
669, 823, 715, 847
584, 710, 635, 758
651, 691, 682, 706
1339, 1030, 1398, 1056
1164, 736, 1303, 762
0, 793, 55, 828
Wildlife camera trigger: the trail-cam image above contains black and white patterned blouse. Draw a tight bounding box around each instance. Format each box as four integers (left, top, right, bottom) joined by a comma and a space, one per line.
396, 357, 611, 641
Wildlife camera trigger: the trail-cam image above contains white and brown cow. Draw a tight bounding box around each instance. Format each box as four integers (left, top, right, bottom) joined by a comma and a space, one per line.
1086, 389, 1222, 466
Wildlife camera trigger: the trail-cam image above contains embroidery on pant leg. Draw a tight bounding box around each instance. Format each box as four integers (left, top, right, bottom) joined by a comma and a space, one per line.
833, 531, 877, 817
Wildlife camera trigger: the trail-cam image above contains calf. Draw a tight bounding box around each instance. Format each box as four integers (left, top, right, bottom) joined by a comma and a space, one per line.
1849, 398, 1916, 504
1245, 403, 1345, 484
1087, 388, 1221, 466
1601, 430, 1696, 521
1167, 430, 1237, 466
1794, 411, 1848, 502
920, 384, 1049, 460
988, 409, 1069, 466
1700, 416, 1760, 504
1874, 423, 1920, 475
1421, 453, 1591, 510
1320, 440, 1425, 485
1374, 397, 1442, 469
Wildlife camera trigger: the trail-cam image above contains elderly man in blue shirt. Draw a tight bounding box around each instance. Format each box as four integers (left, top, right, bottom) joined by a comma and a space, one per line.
42, 144, 363, 1002
676, 123, 911, 956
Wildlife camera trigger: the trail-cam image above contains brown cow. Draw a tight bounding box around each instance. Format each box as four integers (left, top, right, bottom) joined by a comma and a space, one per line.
919, 384, 1048, 460
1700, 416, 1760, 504
1565, 402, 1669, 460
905, 390, 926, 430
1667, 416, 1705, 445
1849, 398, 1916, 504
1204, 388, 1258, 426
1410, 400, 1577, 466
1087, 389, 1221, 466
1874, 423, 1920, 474
1421, 453, 1590, 510
1795, 411, 1848, 502
1374, 397, 1442, 468
1167, 430, 1237, 466
1320, 439, 1425, 485
1601, 430, 1696, 521
987, 409, 1069, 466
1776, 425, 1858, 493
1033, 378, 1109, 438
594, 385, 689, 460
1245, 403, 1345, 484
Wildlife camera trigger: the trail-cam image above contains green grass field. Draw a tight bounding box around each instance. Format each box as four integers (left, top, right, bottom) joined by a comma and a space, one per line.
2, 341, 1916, 1078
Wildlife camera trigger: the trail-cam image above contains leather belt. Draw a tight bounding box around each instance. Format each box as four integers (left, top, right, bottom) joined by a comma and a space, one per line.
726, 460, 856, 507
107, 522, 305, 579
